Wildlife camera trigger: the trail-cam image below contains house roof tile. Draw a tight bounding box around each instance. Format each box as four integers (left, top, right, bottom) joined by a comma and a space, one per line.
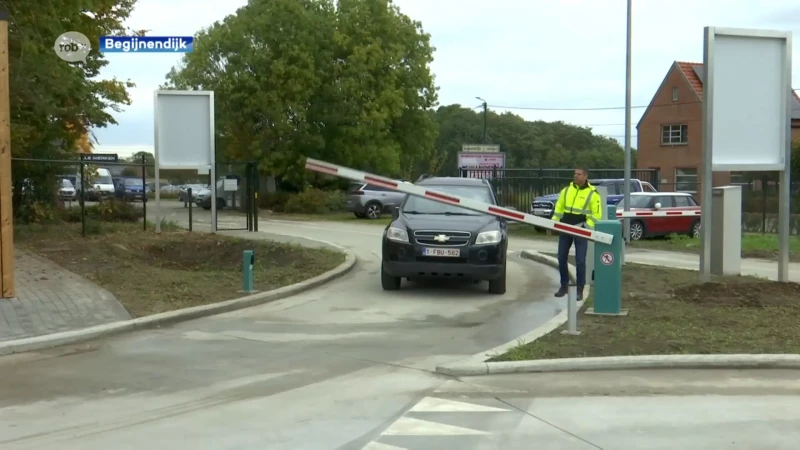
676, 61, 800, 119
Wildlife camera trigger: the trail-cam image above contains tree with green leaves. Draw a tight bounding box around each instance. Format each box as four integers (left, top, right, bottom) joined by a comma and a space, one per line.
430, 105, 635, 176
163, 0, 438, 189
10, 0, 141, 222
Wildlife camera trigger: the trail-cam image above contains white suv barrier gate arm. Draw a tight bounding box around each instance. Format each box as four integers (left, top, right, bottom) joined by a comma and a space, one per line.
305, 158, 614, 245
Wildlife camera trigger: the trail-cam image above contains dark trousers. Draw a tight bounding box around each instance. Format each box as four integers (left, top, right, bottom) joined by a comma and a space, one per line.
557, 233, 588, 287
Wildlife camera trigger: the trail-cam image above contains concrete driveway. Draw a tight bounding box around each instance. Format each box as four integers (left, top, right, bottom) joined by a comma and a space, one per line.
0, 212, 564, 449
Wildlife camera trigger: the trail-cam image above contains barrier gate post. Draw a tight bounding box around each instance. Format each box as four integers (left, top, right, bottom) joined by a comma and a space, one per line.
586, 219, 628, 316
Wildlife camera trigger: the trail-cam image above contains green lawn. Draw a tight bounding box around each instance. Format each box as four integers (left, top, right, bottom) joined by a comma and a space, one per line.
492, 262, 800, 361
263, 212, 800, 261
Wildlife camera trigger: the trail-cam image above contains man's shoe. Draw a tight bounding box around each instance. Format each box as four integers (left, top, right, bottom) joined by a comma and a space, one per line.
554, 286, 568, 297
577, 287, 584, 301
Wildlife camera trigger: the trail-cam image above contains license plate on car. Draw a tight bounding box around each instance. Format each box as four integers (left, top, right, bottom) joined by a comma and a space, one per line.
422, 248, 460, 257
532, 208, 550, 215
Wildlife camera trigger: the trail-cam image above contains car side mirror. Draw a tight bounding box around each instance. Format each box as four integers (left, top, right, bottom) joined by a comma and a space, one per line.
654, 202, 662, 209
391, 206, 400, 220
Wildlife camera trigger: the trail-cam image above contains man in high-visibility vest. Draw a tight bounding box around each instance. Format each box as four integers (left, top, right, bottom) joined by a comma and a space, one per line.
551, 167, 602, 300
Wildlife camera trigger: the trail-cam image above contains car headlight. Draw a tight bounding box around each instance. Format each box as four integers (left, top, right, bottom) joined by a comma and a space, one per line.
475, 230, 502, 245
386, 226, 409, 243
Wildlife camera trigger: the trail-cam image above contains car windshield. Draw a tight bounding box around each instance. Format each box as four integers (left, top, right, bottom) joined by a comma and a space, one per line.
61, 179, 73, 188
402, 184, 494, 215
95, 175, 113, 184
124, 178, 143, 186
628, 196, 653, 208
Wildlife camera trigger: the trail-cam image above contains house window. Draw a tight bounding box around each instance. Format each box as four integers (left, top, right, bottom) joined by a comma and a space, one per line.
675, 168, 698, 192
661, 124, 688, 145
672, 87, 678, 102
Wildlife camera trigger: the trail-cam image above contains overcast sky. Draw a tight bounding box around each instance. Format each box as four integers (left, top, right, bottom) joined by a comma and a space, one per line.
91, 0, 800, 158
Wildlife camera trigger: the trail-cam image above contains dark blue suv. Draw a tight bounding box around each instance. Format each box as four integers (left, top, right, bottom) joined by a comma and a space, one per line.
380, 177, 509, 294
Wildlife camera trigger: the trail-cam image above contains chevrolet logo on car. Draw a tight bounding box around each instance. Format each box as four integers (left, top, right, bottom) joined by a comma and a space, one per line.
433, 234, 450, 242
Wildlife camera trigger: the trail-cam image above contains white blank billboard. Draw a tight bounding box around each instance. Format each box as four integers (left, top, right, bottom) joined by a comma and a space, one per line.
703, 27, 792, 171
154, 90, 214, 170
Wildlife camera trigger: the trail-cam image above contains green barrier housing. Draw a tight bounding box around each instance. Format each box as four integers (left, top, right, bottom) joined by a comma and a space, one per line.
588, 219, 627, 316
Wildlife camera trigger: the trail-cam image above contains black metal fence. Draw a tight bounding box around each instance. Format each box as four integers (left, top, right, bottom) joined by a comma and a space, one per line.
460, 167, 661, 212
658, 181, 800, 235
10, 156, 259, 236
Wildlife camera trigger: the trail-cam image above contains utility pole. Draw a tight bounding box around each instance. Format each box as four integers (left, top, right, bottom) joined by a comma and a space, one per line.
476, 97, 487, 143
622, 0, 632, 247
0, 9, 13, 298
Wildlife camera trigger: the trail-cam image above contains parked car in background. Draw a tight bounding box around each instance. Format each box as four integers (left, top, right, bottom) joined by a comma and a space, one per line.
347, 182, 407, 220
196, 178, 239, 210
75, 168, 115, 201
58, 178, 76, 201
160, 184, 182, 195
115, 177, 146, 202
620, 192, 701, 241
179, 184, 207, 202
529, 178, 658, 228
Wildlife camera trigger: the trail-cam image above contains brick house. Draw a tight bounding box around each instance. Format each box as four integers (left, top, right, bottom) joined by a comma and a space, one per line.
635, 61, 800, 201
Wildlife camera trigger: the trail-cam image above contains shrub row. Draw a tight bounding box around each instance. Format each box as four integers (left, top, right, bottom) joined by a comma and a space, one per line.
259, 189, 347, 214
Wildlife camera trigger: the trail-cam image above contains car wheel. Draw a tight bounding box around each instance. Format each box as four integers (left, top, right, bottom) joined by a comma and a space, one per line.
354, 212, 366, 218
217, 198, 226, 209
690, 220, 701, 238
629, 220, 645, 241
365, 202, 382, 220
488, 263, 507, 295
380, 263, 401, 290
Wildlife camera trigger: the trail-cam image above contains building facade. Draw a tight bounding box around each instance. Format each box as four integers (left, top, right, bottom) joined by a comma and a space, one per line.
636, 61, 800, 201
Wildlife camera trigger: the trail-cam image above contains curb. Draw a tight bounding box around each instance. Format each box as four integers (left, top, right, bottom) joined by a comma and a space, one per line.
435, 250, 587, 375
0, 235, 357, 357
436, 354, 800, 376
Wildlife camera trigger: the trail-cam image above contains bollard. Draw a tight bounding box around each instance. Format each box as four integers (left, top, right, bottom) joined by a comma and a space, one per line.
586, 220, 628, 316
187, 188, 193, 231
242, 250, 255, 293
561, 284, 581, 335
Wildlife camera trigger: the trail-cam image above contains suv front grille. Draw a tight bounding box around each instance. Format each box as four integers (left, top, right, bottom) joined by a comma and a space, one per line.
413, 230, 472, 247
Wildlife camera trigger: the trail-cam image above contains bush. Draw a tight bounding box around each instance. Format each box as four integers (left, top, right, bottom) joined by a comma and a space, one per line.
15, 200, 61, 224
259, 191, 292, 212
283, 188, 347, 214
61, 199, 143, 223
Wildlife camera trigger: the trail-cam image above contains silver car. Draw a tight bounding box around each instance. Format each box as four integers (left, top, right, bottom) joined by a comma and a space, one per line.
346, 183, 407, 219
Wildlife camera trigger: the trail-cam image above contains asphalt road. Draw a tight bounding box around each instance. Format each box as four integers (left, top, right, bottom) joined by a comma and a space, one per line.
0, 208, 565, 450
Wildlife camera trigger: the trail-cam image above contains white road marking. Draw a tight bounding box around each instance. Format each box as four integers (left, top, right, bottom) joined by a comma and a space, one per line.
382, 416, 489, 436
362, 442, 409, 450
409, 396, 511, 413
220, 330, 386, 342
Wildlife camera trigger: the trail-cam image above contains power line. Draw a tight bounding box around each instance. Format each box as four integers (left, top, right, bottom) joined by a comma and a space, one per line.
488, 87, 800, 112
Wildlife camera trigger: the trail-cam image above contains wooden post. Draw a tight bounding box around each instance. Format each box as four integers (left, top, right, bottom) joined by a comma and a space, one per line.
0, 11, 14, 299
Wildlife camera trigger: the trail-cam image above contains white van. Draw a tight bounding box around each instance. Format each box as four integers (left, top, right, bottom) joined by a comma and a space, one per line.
75, 167, 115, 201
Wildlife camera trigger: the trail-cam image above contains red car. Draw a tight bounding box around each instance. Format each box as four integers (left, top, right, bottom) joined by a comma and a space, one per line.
617, 192, 701, 241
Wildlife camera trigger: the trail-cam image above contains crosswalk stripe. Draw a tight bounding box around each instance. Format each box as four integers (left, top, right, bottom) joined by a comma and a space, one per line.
382, 417, 489, 436
361, 442, 409, 450
409, 396, 511, 413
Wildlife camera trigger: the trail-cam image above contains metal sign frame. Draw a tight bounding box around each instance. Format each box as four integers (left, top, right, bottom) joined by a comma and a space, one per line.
700, 27, 793, 281
153, 90, 216, 232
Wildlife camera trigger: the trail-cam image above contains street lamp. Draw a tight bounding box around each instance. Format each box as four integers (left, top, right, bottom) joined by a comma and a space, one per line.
475, 97, 487, 143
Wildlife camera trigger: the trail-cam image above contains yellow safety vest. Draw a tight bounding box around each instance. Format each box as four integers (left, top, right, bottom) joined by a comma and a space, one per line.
552, 182, 602, 229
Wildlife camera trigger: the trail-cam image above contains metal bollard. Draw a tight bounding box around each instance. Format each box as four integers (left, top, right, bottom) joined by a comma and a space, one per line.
242, 250, 255, 293
561, 284, 581, 335
187, 188, 193, 231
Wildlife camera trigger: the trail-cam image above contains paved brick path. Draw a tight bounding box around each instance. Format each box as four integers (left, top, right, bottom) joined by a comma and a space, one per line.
0, 250, 131, 342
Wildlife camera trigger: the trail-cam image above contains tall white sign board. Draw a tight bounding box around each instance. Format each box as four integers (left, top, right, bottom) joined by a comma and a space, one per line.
700, 27, 792, 281
153, 90, 216, 232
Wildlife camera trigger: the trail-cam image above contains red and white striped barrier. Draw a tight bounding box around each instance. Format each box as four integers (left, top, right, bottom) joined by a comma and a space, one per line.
305, 158, 615, 245
616, 210, 701, 218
